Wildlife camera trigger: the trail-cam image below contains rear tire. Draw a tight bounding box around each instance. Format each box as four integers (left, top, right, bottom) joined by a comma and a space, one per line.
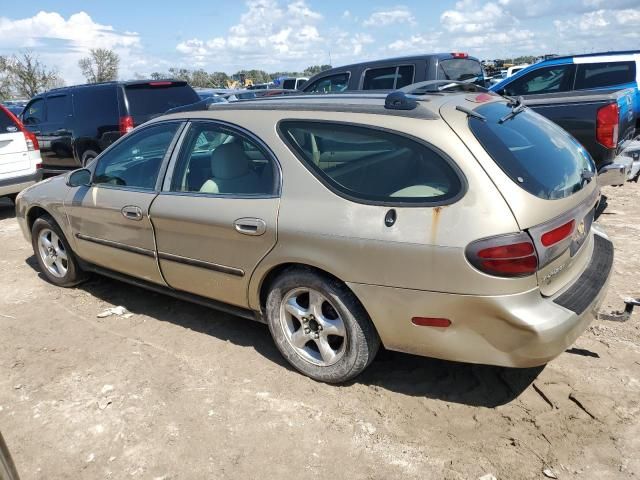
31, 215, 86, 287
266, 268, 380, 383
81, 149, 99, 167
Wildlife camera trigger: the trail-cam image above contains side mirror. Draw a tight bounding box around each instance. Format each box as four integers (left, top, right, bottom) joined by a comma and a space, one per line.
67, 168, 92, 188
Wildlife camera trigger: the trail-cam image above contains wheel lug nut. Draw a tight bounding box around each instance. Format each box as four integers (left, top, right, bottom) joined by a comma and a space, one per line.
304, 328, 310, 334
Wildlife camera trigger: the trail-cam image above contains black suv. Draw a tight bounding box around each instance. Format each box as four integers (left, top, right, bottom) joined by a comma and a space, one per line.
301, 53, 485, 93
21, 80, 199, 169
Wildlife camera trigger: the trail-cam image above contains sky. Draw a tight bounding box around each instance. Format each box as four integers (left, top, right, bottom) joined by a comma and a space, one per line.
0, 0, 639, 84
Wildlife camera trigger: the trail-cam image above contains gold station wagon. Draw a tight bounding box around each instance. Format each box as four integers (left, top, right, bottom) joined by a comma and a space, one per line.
16, 83, 614, 383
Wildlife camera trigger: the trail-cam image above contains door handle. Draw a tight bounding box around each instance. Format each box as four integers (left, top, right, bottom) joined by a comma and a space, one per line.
121, 205, 143, 221
234, 218, 266, 236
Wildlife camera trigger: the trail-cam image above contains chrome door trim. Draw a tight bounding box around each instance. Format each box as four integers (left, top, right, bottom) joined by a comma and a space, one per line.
234, 217, 267, 236
157, 251, 245, 277
75, 233, 156, 258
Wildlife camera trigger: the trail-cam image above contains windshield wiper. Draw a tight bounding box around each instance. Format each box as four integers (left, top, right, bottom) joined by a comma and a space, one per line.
499, 96, 526, 123
456, 105, 486, 121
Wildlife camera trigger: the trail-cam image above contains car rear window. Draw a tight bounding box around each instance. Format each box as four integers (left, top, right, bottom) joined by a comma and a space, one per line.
279, 121, 464, 205
282, 79, 296, 89
468, 102, 596, 200
575, 61, 636, 90
0, 108, 18, 132
438, 59, 483, 82
124, 82, 199, 116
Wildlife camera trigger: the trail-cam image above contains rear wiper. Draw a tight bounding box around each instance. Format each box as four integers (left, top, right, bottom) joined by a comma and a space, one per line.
499, 96, 526, 123
456, 105, 486, 121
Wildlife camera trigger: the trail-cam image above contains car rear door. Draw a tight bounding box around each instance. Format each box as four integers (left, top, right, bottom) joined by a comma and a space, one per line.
150, 120, 280, 308
0, 107, 30, 177
65, 121, 184, 283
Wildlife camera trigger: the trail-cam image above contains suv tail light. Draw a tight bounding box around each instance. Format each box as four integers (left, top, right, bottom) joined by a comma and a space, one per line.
23, 130, 39, 151
451, 52, 468, 59
119, 116, 134, 135
466, 232, 538, 277
596, 103, 619, 149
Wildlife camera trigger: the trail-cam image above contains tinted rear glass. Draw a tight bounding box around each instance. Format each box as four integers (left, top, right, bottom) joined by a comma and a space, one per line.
74, 85, 119, 124
124, 83, 199, 116
469, 102, 596, 200
305, 73, 350, 93
438, 59, 483, 82
575, 61, 636, 90
280, 121, 463, 205
0, 108, 17, 132
282, 79, 296, 89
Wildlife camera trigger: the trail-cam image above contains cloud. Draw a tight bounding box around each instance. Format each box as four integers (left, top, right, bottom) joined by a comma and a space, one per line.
363, 7, 416, 27
553, 8, 640, 49
0, 11, 147, 83
175, 0, 329, 69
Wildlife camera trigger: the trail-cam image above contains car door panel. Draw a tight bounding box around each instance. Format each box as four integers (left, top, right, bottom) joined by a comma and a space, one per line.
66, 186, 163, 283
149, 120, 280, 308
64, 121, 183, 284
151, 195, 279, 307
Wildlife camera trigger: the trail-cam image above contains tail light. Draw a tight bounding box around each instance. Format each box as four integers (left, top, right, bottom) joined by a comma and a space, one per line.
596, 103, 619, 149
148, 81, 173, 86
541, 220, 574, 247
23, 130, 39, 151
119, 116, 134, 135
466, 232, 538, 277
451, 52, 469, 59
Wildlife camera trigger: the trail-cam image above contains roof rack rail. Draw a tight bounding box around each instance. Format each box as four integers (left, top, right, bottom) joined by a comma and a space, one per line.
385, 80, 488, 110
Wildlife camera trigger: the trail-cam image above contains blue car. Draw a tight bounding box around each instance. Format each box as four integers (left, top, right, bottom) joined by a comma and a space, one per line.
490, 50, 640, 127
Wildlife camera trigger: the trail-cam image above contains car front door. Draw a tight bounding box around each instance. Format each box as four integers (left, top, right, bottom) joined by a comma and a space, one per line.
150, 121, 280, 308
65, 121, 184, 284
497, 64, 576, 97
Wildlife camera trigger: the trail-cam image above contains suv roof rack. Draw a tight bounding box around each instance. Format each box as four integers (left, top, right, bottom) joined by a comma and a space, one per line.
385, 80, 488, 111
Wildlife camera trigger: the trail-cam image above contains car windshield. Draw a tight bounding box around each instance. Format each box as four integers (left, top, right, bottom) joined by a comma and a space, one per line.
468, 102, 596, 200
124, 83, 199, 116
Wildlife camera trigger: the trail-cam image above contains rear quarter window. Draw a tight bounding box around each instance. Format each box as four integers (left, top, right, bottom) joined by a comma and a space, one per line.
279, 121, 464, 205
438, 59, 483, 82
468, 102, 596, 200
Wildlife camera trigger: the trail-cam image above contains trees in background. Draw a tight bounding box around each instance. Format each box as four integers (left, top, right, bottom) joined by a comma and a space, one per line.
78, 48, 120, 83
0, 51, 63, 99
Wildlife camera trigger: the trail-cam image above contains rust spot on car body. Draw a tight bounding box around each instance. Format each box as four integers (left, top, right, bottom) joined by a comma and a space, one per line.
431, 206, 443, 244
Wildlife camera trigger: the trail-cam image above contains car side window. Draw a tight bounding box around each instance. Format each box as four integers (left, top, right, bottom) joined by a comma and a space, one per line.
22, 99, 45, 125
574, 61, 636, 90
93, 123, 179, 190
362, 66, 415, 90
169, 122, 276, 196
304, 73, 350, 93
280, 121, 463, 205
45, 95, 70, 123
503, 65, 573, 96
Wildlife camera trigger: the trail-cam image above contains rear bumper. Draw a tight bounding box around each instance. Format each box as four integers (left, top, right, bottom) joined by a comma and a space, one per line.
348, 232, 613, 368
0, 170, 42, 197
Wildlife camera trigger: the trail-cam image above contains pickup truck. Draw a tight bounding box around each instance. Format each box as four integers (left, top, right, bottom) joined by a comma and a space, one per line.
518, 88, 639, 185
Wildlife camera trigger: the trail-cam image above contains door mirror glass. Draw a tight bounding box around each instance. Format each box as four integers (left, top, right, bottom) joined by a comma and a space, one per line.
67, 169, 92, 187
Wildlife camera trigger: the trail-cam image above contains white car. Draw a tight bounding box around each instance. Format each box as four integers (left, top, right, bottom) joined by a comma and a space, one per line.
0, 104, 42, 202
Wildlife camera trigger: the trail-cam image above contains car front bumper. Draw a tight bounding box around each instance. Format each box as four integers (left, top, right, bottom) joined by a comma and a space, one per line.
0, 170, 42, 197
348, 232, 613, 368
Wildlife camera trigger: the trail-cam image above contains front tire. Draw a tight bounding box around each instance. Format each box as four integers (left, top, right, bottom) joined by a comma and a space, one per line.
266, 268, 380, 383
31, 215, 86, 287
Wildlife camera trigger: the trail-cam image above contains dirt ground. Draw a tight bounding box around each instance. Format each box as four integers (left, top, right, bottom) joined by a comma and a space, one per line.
0, 183, 639, 480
